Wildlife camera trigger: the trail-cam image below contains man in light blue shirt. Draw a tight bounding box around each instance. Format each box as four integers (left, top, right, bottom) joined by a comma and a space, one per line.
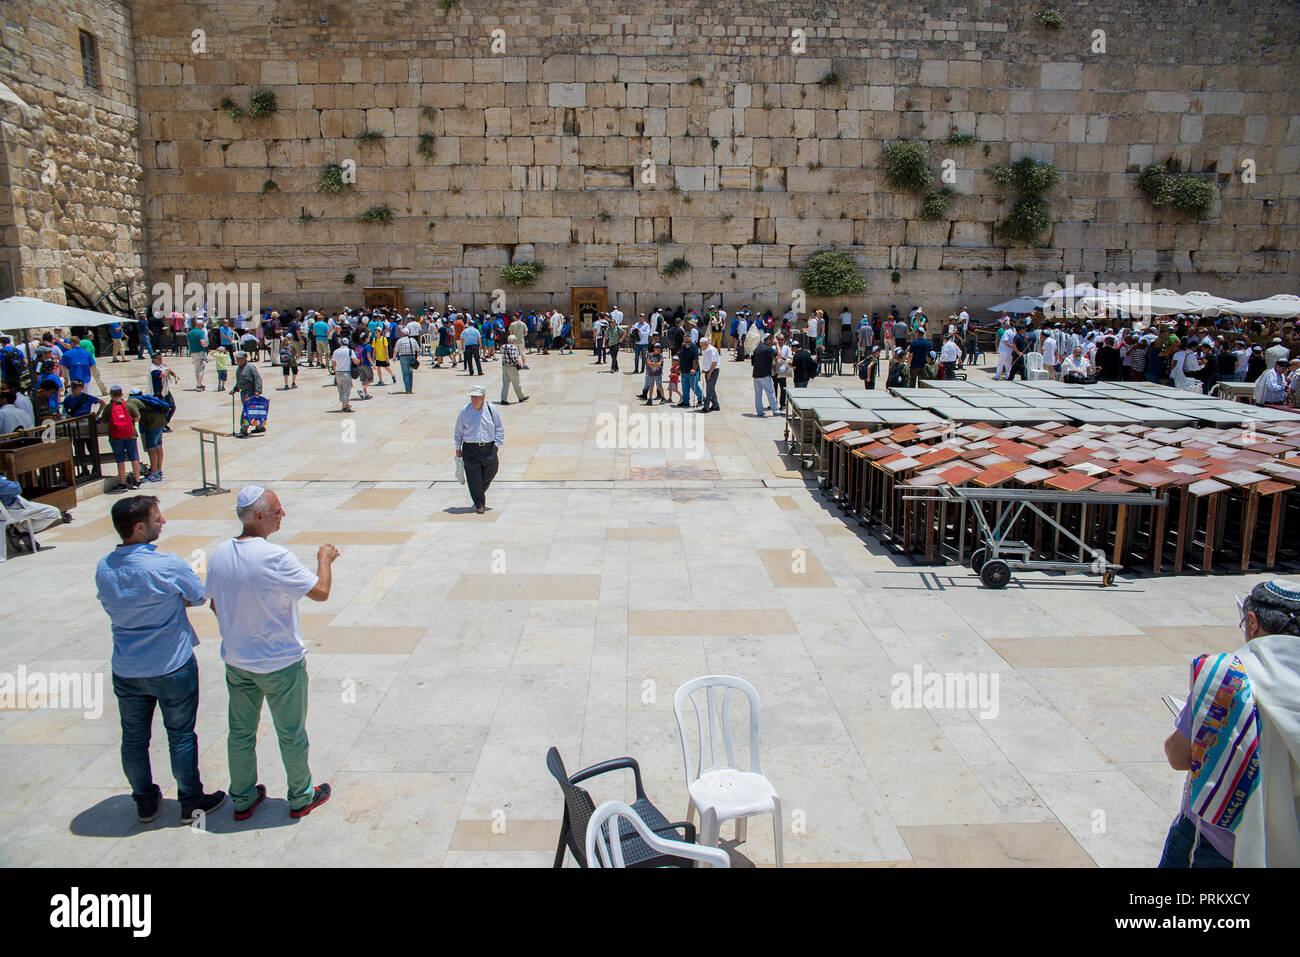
95, 495, 226, 824
461, 324, 483, 375
453, 387, 504, 513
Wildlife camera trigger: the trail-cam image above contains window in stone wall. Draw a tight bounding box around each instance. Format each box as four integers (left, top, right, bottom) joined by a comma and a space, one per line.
79, 30, 100, 90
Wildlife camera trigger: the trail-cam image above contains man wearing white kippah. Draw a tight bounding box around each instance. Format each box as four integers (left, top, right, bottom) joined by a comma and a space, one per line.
205, 486, 338, 820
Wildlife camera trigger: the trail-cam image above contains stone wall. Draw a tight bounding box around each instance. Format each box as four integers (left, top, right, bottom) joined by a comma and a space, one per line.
0, 0, 145, 309
128, 0, 1299, 317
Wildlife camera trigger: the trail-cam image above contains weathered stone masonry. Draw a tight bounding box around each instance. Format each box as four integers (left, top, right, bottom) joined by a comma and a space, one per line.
10, 1, 1300, 318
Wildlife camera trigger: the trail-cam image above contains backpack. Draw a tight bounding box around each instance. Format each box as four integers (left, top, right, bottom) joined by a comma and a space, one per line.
1, 348, 24, 383
136, 394, 171, 414
108, 401, 134, 439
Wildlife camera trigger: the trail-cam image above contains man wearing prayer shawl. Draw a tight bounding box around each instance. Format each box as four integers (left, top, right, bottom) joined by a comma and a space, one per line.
1159, 580, 1300, 867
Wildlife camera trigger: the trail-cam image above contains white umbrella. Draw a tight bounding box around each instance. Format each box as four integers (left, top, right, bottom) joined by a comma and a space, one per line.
1181, 290, 1244, 318
0, 296, 125, 332
0, 295, 128, 367
987, 296, 1045, 314
1221, 294, 1300, 318
1078, 288, 1195, 317
1040, 283, 1099, 317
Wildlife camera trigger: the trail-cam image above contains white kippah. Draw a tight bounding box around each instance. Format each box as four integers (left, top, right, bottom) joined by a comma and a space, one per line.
236, 485, 267, 509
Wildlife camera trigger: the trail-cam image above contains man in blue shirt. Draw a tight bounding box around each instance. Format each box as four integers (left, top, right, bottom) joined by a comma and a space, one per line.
109, 321, 125, 361
311, 317, 330, 367
453, 387, 504, 513
95, 495, 226, 823
136, 314, 152, 358
461, 324, 483, 375
59, 341, 95, 391
62, 379, 102, 418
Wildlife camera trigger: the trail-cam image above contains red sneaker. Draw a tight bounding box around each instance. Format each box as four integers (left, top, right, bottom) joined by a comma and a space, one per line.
289, 783, 331, 818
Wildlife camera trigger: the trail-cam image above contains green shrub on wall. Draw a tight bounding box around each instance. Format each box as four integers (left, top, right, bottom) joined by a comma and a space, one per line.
661, 257, 692, 278
317, 164, 352, 193
358, 205, 392, 223
882, 140, 933, 193
1137, 163, 1218, 217
987, 157, 1062, 245
801, 250, 866, 296
499, 263, 543, 286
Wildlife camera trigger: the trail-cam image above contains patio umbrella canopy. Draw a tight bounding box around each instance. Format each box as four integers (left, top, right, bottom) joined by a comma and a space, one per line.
0, 296, 126, 332
1221, 294, 1300, 318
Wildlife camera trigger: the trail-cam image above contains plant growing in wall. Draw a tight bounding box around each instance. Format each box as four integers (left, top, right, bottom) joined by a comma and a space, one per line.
219, 97, 244, 119
947, 131, 977, 146
359, 205, 392, 223
356, 130, 384, 148
921, 187, 953, 220
800, 250, 866, 296
247, 90, 277, 118
499, 263, 543, 286
261, 178, 279, 193
661, 257, 692, 278
882, 140, 933, 193
817, 72, 842, 88
344, 272, 356, 284
1034, 7, 1064, 28
417, 134, 437, 159
318, 163, 354, 194
987, 157, 1062, 245
440, 0, 460, 10
1136, 162, 1218, 217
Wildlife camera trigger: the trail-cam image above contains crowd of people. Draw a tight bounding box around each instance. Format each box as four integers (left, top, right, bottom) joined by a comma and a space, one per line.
2, 300, 1297, 509
968, 312, 1300, 406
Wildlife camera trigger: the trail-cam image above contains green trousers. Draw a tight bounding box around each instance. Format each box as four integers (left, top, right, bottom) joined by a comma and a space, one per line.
225, 659, 314, 811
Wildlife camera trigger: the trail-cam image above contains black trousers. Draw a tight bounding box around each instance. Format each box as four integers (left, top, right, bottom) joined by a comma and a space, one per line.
464, 344, 482, 375
461, 442, 499, 508
705, 368, 721, 410
610, 344, 620, 372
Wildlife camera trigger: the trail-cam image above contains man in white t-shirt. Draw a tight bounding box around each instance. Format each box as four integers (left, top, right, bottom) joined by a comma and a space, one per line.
332, 339, 356, 412
205, 486, 337, 820
699, 337, 721, 412
610, 305, 624, 328
995, 322, 1016, 379
806, 313, 820, 344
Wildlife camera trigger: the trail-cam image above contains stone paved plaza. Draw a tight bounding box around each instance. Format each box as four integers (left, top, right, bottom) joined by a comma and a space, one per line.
0, 351, 1269, 867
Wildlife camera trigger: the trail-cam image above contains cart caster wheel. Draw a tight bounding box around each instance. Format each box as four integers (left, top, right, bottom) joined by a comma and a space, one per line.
969, 548, 987, 574
1102, 571, 1115, 587
980, 559, 1011, 589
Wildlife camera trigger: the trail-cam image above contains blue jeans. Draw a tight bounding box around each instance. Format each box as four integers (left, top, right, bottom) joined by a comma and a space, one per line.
1157, 814, 1232, 868
113, 654, 204, 806
680, 372, 701, 404
137, 333, 152, 359
398, 355, 414, 392
754, 376, 778, 414
633, 343, 647, 372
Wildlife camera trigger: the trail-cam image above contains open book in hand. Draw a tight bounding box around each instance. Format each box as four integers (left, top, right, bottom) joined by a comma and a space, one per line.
1163, 693, 1186, 717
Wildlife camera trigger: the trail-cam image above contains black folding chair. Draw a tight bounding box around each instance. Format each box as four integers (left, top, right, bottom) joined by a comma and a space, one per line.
546, 746, 698, 868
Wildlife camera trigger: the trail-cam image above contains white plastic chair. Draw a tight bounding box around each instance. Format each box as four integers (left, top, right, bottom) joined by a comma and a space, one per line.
419, 332, 435, 358
585, 801, 730, 869
1025, 352, 1052, 381
0, 499, 37, 562
673, 675, 783, 867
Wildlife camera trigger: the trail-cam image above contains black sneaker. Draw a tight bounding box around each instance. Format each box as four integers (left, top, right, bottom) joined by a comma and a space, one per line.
289, 783, 331, 819
136, 794, 161, 823
180, 790, 227, 823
